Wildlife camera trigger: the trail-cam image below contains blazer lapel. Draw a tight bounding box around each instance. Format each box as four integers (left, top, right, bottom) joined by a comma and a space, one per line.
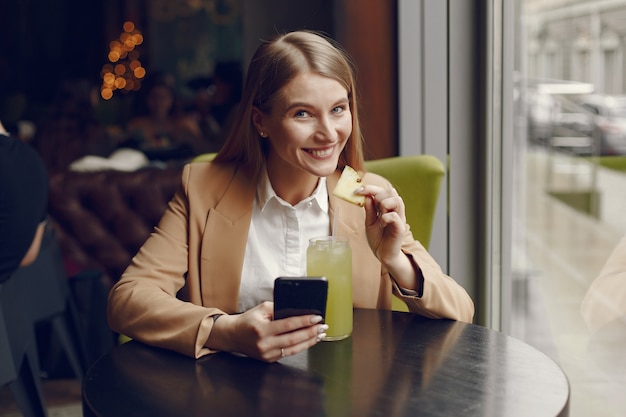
327, 170, 361, 238
199, 167, 256, 310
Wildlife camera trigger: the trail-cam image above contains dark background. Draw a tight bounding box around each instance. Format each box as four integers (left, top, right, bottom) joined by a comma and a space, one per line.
0, 0, 396, 159
0, 0, 247, 127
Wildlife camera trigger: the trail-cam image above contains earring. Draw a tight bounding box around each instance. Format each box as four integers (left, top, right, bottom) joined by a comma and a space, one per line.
260, 131, 267, 137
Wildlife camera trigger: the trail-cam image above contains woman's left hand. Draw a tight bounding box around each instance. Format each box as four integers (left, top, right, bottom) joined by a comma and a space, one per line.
356, 185, 408, 265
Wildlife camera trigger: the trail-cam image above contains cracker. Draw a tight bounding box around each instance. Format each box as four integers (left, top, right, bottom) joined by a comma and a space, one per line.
333, 165, 365, 207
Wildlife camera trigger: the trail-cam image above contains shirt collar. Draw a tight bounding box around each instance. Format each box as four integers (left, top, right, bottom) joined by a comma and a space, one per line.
257, 168, 329, 213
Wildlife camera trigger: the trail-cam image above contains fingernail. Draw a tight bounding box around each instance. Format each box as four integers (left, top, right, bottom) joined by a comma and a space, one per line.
317, 333, 327, 342
355, 186, 364, 193
310, 315, 323, 324
318, 324, 329, 333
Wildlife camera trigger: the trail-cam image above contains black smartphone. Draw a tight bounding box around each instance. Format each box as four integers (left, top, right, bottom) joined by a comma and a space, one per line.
273, 277, 328, 321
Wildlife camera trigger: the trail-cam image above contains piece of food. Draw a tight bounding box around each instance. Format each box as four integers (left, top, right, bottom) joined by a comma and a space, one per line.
333, 165, 365, 207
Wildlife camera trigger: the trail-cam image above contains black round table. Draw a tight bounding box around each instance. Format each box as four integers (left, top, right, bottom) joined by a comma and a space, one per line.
83, 309, 569, 417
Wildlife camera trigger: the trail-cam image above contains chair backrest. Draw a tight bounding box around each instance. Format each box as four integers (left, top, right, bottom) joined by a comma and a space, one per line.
365, 155, 445, 312
364, 155, 445, 250
0, 304, 17, 386
192, 153, 217, 162
5, 225, 90, 379
1, 276, 49, 416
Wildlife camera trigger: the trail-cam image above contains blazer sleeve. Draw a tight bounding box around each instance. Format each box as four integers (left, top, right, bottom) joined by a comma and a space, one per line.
107, 164, 223, 358
360, 171, 475, 323
393, 234, 475, 323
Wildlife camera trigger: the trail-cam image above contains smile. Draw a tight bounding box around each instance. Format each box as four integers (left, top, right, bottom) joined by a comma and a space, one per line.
305, 146, 334, 158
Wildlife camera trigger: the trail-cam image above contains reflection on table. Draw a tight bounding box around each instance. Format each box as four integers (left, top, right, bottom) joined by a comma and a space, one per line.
83, 308, 570, 417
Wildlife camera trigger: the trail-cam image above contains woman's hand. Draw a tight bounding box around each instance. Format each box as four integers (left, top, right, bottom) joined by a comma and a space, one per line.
208, 301, 327, 362
357, 185, 408, 265
356, 185, 420, 292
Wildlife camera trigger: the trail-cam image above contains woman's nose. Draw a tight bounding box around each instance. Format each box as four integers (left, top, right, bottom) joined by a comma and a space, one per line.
315, 116, 337, 141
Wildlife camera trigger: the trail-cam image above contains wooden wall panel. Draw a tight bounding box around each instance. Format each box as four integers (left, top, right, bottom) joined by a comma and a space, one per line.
335, 0, 398, 160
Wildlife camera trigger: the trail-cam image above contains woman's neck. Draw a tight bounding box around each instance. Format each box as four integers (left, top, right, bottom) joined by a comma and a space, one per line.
266, 162, 319, 206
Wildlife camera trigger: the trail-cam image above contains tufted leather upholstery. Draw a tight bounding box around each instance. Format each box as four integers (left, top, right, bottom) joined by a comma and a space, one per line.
47, 167, 183, 288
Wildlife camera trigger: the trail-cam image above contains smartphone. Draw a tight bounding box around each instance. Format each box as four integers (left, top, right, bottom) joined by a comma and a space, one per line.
273, 277, 328, 321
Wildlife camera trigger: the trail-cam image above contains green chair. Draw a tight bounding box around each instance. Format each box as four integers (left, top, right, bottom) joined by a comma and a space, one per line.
192, 153, 217, 162
365, 155, 445, 311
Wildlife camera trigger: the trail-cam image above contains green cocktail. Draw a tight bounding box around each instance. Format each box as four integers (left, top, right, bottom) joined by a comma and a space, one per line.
307, 236, 352, 341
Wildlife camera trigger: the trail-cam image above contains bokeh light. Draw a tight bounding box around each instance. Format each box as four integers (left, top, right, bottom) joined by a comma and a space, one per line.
100, 21, 144, 100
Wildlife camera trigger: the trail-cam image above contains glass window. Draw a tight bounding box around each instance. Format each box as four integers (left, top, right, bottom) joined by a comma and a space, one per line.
513, 1, 626, 416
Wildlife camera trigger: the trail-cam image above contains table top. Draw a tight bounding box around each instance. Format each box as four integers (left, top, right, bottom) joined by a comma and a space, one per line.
83, 308, 569, 417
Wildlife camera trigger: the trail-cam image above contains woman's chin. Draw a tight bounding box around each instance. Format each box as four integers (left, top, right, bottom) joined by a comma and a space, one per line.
304, 155, 338, 174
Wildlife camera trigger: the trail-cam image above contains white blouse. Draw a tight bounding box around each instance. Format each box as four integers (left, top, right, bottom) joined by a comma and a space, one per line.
238, 170, 330, 312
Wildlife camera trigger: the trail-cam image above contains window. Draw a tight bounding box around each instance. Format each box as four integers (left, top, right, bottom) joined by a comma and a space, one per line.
513, 1, 626, 415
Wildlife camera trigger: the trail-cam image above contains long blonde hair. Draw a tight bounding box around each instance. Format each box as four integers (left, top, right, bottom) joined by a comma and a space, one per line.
213, 30, 365, 177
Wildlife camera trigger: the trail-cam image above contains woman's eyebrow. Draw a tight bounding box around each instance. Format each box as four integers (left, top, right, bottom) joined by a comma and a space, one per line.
284, 97, 349, 112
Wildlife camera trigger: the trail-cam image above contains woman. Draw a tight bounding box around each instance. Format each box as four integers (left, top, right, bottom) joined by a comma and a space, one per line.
187, 60, 243, 153
33, 79, 114, 174
107, 30, 474, 362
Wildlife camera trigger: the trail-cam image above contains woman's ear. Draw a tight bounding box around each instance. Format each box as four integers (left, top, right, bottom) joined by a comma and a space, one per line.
251, 106, 266, 137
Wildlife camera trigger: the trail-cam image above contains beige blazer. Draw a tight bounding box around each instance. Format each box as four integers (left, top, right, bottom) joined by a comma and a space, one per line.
107, 161, 475, 357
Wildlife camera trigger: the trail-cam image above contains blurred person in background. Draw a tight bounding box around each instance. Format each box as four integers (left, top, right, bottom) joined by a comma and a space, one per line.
33, 79, 114, 174
124, 72, 208, 161
187, 61, 243, 153
0, 120, 49, 282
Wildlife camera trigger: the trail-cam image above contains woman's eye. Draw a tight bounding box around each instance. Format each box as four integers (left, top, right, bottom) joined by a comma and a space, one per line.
294, 110, 309, 118
332, 105, 346, 114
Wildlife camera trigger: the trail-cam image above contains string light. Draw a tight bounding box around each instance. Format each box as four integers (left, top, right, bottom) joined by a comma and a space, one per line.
100, 21, 145, 100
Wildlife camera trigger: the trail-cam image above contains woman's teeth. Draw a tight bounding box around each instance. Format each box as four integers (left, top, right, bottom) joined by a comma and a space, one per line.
308, 147, 333, 157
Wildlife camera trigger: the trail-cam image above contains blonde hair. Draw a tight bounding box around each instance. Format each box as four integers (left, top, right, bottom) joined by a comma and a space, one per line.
213, 30, 365, 177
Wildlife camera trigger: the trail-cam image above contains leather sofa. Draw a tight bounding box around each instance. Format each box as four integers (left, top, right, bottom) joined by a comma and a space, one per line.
47, 166, 183, 288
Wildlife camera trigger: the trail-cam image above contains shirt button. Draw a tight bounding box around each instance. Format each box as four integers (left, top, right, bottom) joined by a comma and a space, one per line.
308, 202, 313, 207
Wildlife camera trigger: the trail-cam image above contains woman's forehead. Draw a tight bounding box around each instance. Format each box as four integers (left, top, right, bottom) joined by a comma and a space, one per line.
273, 73, 348, 108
